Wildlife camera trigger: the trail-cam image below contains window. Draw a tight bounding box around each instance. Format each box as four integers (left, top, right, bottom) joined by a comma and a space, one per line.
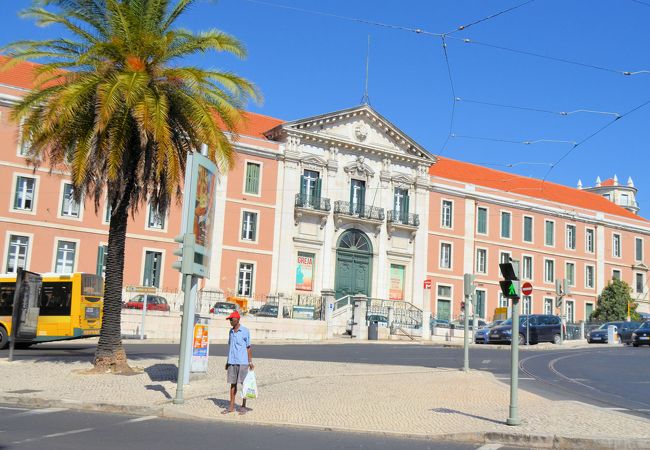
441, 200, 453, 228
544, 298, 553, 315
621, 193, 629, 206
476, 207, 488, 234
6, 235, 29, 273
350, 179, 366, 214
636, 273, 644, 294
545, 220, 555, 246
13, 176, 35, 211
586, 303, 594, 320
544, 259, 555, 283
237, 262, 254, 297
61, 183, 80, 218
566, 224, 576, 250
603, 193, 611, 200
585, 265, 595, 289
475, 290, 486, 318
566, 300, 575, 323
18, 121, 31, 156
436, 285, 452, 321
500, 252, 511, 264
39, 281, 72, 316
104, 202, 112, 224
565, 262, 575, 286
55, 241, 76, 274
300, 170, 321, 207
500, 211, 511, 239
147, 203, 165, 229
523, 296, 532, 315
244, 162, 261, 195
613, 234, 621, 257
522, 256, 533, 280
612, 269, 621, 281
523, 216, 533, 243
241, 211, 258, 241
636, 237, 644, 262
393, 188, 409, 223
440, 243, 452, 269
498, 293, 508, 308
586, 229, 594, 253
476, 248, 487, 274
143, 251, 162, 288
96, 245, 108, 277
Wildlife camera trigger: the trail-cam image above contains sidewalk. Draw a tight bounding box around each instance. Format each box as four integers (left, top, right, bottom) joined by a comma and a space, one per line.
1, 352, 648, 449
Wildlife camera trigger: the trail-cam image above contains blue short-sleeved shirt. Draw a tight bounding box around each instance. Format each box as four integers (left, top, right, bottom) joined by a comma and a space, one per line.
227, 325, 250, 365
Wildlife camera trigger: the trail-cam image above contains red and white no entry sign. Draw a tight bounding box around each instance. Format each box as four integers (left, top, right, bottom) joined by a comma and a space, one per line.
521, 282, 533, 296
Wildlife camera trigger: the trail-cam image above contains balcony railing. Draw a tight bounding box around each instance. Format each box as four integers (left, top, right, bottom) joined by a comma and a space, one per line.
295, 193, 331, 212
387, 210, 420, 227
333, 201, 385, 221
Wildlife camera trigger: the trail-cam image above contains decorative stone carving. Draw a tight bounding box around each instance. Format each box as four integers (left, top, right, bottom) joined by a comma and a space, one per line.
353, 122, 370, 142
343, 155, 375, 178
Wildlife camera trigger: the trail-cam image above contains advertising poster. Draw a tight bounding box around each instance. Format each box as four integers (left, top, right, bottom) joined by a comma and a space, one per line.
389, 264, 405, 301
11, 268, 41, 341
190, 321, 210, 372
296, 252, 314, 291
193, 164, 216, 250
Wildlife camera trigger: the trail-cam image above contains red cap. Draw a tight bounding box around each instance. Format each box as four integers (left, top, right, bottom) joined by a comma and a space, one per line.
225, 310, 241, 320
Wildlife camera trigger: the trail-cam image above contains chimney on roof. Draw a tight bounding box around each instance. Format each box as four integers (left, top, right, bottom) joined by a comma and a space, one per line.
613, 174, 619, 186
596, 176, 601, 187
577, 179, 583, 190
627, 176, 634, 187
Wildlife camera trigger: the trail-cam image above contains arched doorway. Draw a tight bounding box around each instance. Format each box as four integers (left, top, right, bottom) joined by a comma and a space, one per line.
334, 229, 373, 299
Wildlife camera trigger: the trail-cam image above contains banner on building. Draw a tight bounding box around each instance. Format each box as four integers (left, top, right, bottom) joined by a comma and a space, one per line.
389, 264, 405, 301
296, 252, 314, 291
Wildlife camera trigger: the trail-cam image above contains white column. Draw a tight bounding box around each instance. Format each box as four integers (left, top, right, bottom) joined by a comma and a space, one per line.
322, 162, 337, 290
275, 153, 300, 295
376, 176, 390, 300
596, 224, 606, 294
206, 173, 228, 290
411, 180, 430, 309
269, 150, 286, 293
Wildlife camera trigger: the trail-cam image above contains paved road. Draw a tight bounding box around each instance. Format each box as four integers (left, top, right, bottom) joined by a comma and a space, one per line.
0, 404, 523, 450
3, 341, 650, 418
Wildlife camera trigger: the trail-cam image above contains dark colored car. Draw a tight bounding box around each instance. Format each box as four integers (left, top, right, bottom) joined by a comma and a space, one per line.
489, 314, 561, 345
255, 304, 290, 318
587, 321, 641, 344
474, 320, 505, 344
124, 294, 170, 312
632, 322, 650, 347
430, 319, 450, 329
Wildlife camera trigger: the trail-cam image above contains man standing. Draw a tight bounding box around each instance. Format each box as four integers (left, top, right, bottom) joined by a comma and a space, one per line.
223, 310, 254, 415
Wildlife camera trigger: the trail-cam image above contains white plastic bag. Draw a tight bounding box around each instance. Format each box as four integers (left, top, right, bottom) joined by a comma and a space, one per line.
241, 370, 258, 399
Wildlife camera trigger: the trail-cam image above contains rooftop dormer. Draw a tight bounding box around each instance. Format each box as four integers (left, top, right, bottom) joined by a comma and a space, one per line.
579, 175, 639, 215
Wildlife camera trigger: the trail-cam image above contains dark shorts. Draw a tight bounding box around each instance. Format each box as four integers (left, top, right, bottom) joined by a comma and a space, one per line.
227, 364, 249, 385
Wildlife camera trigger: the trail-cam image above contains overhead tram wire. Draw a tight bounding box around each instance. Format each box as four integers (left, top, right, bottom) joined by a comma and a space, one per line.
439, 35, 458, 156
444, 0, 537, 35
451, 134, 577, 146
455, 98, 621, 118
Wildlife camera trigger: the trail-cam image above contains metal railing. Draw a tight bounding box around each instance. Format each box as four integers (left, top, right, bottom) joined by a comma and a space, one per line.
333, 201, 385, 221
295, 193, 331, 212
334, 295, 353, 310
387, 210, 420, 227
284, 292, 325, 320
366, 298, 423, 329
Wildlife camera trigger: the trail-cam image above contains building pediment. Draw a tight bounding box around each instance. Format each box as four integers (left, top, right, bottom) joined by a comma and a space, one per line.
266, 105, 436, 165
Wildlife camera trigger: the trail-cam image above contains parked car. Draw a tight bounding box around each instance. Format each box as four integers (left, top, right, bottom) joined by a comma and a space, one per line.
474, 321, 505, 344
632, 322, 650, 347
430, 318, 450, 329
450, 318, 488, 330
587, 321, 641, 344
210, 302, 240, 315
248, 308, 260, 316
488, 314, 562, 345
255, 303, 290, 318
123, 294, 170, 312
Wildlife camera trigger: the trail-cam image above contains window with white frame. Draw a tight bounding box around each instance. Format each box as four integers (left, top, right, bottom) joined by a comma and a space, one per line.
636, 237, 644, 262
476, 207, 488, 234
18, 121, 31, 156
612, 269, 621, 281
544, 259, 555, 283
500, 251, 511, 264
13, 176, 35, 211
147, 203, 165, 229
621, 193, 630, 206
6, 235, 29, 273
498, 293, 508, 308
237, 262, 254, 297
523, 296, 532, 315
636, 273, 644, 294
55, 241, 76, 274
500, 211, 511, 239
566, 224, 576, 250
244, 162, 261, 195
566, 300, 575, 323
545, 220, 555, 246
523, 216, 533, 243
613, 233, 621, 257
241, 211, 258, 241
566, 262, 576, 286
440, 243, 452, 269
61, 183, 80, 218
104, 202, 112, 224
143, 251, 162, 288
585, 228, 594, 253
475, 290, 486, 318
522, 255, 533, 280
476, 248, 487, 274
441, 200, 453, 228
96, 245, 108, 277
544, 298, 553, 315
585, 265, 595, 289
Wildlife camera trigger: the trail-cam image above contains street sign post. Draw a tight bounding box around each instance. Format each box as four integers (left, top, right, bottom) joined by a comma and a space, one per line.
499, 259, 521, 426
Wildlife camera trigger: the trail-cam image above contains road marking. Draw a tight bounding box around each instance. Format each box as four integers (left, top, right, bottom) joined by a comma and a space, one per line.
43, 428, 94, 438
14, 407, 68, 417
603, 407, 628, 411
495, 377, 534, 380
123, 416, 157, 423
481, 359, 491, 364
0, 406, 28, 411
477, 444, 502, 449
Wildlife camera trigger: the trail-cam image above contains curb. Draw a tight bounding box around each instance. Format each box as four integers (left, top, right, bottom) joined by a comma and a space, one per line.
2, 394, 647, 449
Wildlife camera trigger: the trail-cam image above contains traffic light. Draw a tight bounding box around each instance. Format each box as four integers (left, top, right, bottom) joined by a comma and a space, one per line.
460, 301, 466, 311
499, 260, 520, 300
463, 273, 476, 298
171, 233, 196, 274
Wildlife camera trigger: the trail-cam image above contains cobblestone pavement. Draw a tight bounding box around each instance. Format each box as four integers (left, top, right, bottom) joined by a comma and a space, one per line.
1, 355, 649, 447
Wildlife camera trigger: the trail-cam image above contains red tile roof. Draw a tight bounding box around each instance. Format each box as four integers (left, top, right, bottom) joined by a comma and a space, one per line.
429, 157, 645, 221
600, 178, 616, 187
238, 112, 284, 139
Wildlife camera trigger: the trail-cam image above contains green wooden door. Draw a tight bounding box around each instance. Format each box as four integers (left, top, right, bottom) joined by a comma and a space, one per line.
437, 300, 451, 321
334, 229, 373, 300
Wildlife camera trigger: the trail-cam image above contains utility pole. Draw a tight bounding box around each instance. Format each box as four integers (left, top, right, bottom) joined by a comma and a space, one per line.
499, 258, 521, 426
556, 279, 570, 344
463, 273, 476, 372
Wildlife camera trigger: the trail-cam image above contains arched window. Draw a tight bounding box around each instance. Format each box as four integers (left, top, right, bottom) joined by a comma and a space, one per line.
337, 229, 372, 253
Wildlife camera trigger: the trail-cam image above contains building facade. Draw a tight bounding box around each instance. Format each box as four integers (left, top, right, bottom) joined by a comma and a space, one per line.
1, 59, 649, 322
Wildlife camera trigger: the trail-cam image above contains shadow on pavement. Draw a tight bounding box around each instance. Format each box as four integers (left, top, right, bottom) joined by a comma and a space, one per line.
430, 407, 504, 425
207, 397, 233, 410
145, 364, 177, 382
145, 384, 173, 400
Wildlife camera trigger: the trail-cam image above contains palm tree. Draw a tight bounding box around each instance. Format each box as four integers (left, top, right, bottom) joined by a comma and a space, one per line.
2, 0, 259, 372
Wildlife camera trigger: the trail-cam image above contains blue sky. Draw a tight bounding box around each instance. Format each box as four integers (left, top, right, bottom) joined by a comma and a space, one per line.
1, 0, 650, 216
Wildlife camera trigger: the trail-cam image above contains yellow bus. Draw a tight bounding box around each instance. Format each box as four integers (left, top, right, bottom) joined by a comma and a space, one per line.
0, 272, 103, 349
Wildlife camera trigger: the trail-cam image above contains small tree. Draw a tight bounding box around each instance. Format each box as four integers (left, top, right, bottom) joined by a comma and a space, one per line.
591, 279, 641, 322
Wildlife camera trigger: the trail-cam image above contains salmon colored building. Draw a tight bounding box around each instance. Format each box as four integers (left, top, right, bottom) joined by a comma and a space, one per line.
1, 59, 649, 323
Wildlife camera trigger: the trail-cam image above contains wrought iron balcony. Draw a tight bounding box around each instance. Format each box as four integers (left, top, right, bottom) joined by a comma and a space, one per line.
333, 201, 385, 221
295, 193, 331, 212
387, 210, 420, 227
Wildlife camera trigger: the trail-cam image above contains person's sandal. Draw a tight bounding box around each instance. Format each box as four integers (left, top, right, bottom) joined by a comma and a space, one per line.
221, 409, 234, 415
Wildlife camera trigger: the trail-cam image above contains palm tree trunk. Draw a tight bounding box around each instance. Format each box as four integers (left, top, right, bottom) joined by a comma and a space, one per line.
93, 176, 135, 373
